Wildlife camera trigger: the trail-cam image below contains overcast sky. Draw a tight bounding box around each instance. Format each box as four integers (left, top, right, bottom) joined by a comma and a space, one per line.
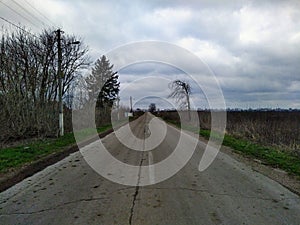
1, 0, 300, 109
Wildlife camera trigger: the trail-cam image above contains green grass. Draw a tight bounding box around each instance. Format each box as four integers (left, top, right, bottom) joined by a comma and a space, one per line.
0, 125, 112, 173
75, 125, 112, 142
200, 129, 300, 177
162, 118, 300, 177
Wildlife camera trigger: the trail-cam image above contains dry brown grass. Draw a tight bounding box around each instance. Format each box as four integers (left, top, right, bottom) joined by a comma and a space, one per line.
158, 110, 300, 155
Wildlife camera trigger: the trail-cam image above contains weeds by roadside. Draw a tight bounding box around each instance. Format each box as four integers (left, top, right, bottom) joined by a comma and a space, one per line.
158, 110, 300, 154
200, 129, 300, 177
162, 118, 300, 178
0, 125, 111, 173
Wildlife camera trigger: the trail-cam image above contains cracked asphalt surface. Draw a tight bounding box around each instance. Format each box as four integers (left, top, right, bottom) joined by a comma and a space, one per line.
0, 113, 300, 225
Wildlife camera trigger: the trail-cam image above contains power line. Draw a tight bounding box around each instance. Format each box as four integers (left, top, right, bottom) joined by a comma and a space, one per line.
0, 16, 38, 38
22, 0, 57, 27
0, 0, 41, 29
10, 0, 49, 28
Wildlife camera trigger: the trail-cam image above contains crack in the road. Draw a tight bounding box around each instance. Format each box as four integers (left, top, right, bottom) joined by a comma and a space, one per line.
0, 196, 109, 216
128, 156, 144, 225
0, 186, 135, 216
128, 115, 148, 225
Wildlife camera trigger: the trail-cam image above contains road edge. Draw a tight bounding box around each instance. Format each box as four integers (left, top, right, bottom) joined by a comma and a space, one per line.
0, 128, 114, 193
163, 119, 300, 196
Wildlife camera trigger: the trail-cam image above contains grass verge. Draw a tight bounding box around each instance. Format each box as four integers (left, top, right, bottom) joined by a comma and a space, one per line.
0, 125, 111, 173
163, 118, 300, 177
200, 129, 300, 177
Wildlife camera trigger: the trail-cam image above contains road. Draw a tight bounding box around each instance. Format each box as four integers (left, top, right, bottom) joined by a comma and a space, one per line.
0, 113, 300, 225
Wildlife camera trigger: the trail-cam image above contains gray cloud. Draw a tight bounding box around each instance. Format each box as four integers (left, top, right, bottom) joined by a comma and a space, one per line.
1, 0, 299, 109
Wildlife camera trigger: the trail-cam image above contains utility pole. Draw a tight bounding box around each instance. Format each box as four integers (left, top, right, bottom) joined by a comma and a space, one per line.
130, 96, 133, 113
56, 29, 64, 136
56, 29, 80, 136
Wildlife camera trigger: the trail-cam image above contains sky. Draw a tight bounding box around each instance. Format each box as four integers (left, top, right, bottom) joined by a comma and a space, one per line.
0, 0, 300, 109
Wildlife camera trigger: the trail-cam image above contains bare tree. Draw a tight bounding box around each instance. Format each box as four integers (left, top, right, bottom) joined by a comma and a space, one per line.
0, 27, 89, 144
168, 80, 191, 120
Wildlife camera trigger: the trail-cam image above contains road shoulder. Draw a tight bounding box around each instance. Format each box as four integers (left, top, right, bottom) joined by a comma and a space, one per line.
0, 128, 113, 193
198, 135, 300, 196
165, 119, 300, 196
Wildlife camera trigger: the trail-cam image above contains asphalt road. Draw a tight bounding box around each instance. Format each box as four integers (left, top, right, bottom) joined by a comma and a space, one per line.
0, 113, 300, 225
